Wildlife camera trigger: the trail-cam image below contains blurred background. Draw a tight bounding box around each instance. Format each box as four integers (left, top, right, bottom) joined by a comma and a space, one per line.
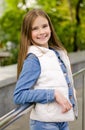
0, 0, 85, 66
0, 0, 85, 130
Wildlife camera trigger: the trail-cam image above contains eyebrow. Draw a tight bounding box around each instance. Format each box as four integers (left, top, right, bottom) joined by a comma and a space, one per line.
31, 26, 38, 30
32, 23, 48, 28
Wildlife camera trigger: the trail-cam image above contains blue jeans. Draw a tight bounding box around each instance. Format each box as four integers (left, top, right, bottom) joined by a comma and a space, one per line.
30, 120, 69, 130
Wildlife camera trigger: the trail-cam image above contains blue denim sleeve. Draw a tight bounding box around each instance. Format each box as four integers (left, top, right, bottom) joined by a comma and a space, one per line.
13, 54, 55, 105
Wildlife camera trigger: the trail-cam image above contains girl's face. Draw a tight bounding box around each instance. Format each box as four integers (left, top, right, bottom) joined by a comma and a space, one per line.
31, 16, 51, 48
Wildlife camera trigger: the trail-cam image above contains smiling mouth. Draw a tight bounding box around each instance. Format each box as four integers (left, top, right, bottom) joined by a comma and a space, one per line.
37, 34, 48, 39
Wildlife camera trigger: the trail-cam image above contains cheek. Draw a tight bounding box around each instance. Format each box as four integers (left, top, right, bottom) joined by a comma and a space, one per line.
46, 27, 51, 34
47, 28, 51, 37
31, 32, 36, 40
49, 27, 51, 33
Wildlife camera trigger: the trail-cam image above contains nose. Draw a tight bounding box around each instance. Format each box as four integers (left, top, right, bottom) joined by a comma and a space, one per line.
39, 28, 44, 34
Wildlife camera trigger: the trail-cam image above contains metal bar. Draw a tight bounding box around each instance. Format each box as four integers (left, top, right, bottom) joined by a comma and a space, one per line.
0, 104, 34, 130
0, 109, 16, 121
73, 68, 85, 130
73, 68, 85, 77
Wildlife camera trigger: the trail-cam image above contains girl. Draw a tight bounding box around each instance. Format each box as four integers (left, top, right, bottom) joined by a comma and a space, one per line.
13, 9, 78, 130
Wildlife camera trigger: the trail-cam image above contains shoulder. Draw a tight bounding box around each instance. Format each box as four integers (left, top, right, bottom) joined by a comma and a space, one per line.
25, 53, 40, 63
22, 53, 41, 72
52, 48, 67, 57
23, 53, 41, 70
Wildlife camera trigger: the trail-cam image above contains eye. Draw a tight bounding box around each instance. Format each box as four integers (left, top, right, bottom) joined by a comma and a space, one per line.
31, 26, 38, 31
42, 24, 48, 28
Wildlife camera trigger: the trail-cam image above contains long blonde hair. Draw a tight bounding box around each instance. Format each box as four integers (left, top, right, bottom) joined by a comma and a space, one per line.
17, 8, 65, 78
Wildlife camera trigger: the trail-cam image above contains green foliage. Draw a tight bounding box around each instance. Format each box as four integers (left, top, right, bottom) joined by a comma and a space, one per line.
0, 9, 25, 44
36, 0, 85, 52
0, 9, 25, 66
5, 0, 24, 10
0, 0, 85, 66
0, 0, 27, 66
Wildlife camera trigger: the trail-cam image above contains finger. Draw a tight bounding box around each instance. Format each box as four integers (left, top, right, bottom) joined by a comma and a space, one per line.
62, 102, 72, 113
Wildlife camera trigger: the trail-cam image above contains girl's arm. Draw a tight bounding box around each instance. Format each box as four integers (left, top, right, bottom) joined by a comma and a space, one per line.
13, 54, 55, 105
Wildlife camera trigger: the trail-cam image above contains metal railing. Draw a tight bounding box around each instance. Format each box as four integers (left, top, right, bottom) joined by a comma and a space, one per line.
0, 104, 34, 130
73, 68, 85, 130
0, 68, 85, 130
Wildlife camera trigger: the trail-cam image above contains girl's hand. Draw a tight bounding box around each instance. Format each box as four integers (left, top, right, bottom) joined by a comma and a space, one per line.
54, 90, 72, 113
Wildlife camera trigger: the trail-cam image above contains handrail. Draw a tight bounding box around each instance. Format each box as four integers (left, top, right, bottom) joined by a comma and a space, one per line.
0, 104, 34, 130
0, 67, 85, 130
73, 68, 85, 77
73, 67, 85, 130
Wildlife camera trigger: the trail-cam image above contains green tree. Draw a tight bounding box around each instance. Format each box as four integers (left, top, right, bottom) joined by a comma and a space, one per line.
0, 0, 28, 65
0, 0, 85, 66
36, 0, 85, 51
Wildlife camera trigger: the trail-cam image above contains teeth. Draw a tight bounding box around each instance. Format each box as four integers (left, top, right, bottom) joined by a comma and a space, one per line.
38, 34, 47, 39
